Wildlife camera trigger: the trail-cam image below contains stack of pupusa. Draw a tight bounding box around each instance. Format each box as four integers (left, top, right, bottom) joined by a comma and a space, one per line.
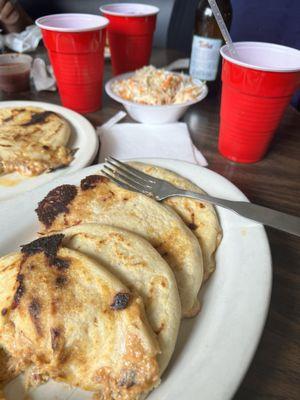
0, 163, 222, 400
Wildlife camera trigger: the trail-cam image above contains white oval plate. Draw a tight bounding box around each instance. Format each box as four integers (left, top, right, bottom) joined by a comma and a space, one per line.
0, 101, 98, 202
0, 159, 272, 400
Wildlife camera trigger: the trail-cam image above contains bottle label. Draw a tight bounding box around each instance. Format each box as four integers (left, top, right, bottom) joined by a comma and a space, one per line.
189, 35, 222, 81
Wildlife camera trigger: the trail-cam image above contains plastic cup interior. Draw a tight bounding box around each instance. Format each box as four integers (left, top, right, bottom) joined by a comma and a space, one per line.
100, 3, 159, 17
0, 53, 32, 74
36, 13, 109, 32
220, 41, 300, 72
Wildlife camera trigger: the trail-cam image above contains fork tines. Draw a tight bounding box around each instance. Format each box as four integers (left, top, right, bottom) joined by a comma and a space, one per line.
102, 157, 156, 196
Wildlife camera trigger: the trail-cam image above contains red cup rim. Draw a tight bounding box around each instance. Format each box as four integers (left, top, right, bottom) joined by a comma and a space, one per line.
100, 3, 159, 17
36, 13, 109, 32
220, 41, 300, 73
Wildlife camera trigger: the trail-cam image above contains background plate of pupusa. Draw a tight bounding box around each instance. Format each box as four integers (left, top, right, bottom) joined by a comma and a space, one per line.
0, 100, 98, 202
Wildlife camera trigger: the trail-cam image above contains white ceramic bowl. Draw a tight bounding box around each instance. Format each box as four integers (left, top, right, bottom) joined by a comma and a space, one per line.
105, 72, 208, 124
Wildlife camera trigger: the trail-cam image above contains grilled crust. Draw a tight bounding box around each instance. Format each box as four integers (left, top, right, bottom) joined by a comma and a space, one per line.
36, 174, 203, 317
0, 107, 71, 147
0, 347, 18, 387
0, 107, 73, 176
36, 185, 78, 228
0, 236, 160, 399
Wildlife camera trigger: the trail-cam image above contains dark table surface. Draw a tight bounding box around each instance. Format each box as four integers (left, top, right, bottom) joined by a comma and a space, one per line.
1, 48, 300, 400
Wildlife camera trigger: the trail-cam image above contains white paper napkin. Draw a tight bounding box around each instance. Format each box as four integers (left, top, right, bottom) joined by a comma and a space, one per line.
165, 58, 190, 71
31, 58, 56, 91
2, 25, 42, 53
98, 122, 208, 166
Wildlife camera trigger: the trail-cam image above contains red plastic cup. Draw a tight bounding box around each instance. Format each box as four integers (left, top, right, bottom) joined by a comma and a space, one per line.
36, 13, 109, 113
100, 3, 159, 75
219, 42, 300, 163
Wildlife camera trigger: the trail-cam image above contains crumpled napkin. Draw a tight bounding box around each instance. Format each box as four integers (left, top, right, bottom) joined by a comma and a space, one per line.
31, 58, 56, 91
165, 58, 190, 71
2, 25, 42, 53
98, 122, 208, 166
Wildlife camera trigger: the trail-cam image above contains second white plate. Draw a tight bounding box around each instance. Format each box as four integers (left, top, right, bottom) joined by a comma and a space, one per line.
0, 101, 98, 201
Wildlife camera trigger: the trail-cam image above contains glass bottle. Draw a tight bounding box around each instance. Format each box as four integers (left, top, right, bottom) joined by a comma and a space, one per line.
189, 0, 232, 94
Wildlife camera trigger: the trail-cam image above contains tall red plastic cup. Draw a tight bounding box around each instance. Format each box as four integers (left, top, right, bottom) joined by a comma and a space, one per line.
219, 42, 300, 163
36, 14, 109, 114
100, 3, 159, 75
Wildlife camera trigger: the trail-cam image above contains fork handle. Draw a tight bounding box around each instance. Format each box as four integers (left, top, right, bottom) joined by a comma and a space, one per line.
170, 189, 300, 237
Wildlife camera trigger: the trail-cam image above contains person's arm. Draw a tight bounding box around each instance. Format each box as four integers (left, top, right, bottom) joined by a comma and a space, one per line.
0, 0, 32, 33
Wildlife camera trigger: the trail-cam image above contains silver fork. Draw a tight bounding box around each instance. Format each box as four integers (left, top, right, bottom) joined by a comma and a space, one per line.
102, 157, 300, 237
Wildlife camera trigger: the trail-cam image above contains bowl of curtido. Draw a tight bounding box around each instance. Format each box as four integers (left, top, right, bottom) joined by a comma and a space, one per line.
105, 65, 208, 124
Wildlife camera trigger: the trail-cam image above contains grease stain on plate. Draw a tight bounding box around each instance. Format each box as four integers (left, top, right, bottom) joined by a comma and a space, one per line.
0, 175, 27, 187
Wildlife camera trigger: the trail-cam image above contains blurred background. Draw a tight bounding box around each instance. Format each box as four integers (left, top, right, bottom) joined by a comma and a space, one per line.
18, 0, 300, 107
19, 0, 300, 52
